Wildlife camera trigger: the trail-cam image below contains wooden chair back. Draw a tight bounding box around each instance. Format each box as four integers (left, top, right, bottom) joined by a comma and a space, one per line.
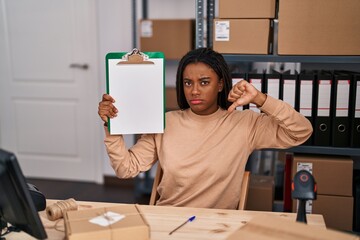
237, 171, 250, 210
149, 164, 163, 205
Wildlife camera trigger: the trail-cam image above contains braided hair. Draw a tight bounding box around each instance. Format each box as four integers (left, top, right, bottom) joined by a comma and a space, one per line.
176, 48, 232, 110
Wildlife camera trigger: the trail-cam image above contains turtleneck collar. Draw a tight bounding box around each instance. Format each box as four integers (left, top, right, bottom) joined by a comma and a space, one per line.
185, 107, 226, 122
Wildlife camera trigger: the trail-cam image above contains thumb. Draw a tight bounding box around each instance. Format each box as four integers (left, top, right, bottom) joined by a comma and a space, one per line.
227, 103, 237, 113
228, 98, 248, 113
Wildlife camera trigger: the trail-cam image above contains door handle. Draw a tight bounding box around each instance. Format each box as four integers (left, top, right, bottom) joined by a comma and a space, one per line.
69, 63, 89, 70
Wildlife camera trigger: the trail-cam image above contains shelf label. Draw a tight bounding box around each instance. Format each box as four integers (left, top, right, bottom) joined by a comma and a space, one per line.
336, 80, 350, 117
141, 20, 153, 38
215, 21, 230, 41
355, 82, 360, 118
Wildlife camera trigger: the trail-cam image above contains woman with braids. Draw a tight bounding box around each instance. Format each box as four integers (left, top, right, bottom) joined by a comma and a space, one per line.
98, 48, 312, 209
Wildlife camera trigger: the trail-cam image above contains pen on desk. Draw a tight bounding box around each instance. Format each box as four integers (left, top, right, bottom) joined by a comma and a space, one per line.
169, 216, 196, 235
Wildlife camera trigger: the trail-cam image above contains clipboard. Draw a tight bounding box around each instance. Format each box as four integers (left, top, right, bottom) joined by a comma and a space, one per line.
106, 49, 165, 135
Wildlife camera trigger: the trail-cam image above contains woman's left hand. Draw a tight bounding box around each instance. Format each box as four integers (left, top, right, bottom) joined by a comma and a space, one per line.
227, 80, 267, 113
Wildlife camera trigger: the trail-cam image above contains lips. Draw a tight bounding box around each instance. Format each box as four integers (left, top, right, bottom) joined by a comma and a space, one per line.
190, 99, 203, 105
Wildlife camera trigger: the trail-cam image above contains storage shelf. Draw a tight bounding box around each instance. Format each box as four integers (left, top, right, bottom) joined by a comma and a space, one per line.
224, 54, 360, 63
285, 146, 360, 156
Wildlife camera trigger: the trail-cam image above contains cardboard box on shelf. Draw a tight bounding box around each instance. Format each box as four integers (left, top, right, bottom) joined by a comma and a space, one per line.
140, 19, 194, 60
213, 19, 272, 54
293, 195, 354, 232
219, 0, 276, 19
278, 0, 360, 55
292, 154, 353, 196
246, 175, 274, 211
64, 205, 149, 240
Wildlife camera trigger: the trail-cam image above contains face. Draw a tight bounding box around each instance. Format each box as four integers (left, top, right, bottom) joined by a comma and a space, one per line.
182, 62, 223, 115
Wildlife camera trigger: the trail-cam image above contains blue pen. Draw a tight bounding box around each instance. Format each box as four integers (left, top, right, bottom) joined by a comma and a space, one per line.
169, 216, 196, 235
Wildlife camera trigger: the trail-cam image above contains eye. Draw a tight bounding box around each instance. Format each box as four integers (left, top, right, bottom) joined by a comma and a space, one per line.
201, 80, 210, 86
183, 80, 192, 86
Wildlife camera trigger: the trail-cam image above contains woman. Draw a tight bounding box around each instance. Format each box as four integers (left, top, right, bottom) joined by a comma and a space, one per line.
98, 48, 312, 209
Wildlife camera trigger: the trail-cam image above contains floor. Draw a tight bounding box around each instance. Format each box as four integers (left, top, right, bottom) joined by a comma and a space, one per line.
26, 177, 150, 205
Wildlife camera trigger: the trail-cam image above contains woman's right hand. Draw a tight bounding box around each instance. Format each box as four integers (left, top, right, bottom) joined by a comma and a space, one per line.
98, 94, 118, 124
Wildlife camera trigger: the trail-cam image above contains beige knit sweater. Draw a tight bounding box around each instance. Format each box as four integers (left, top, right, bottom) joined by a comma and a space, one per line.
104, 96, 312, 209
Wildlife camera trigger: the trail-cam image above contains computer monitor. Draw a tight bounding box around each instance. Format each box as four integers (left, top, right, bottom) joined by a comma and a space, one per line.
0, 149, 47, 239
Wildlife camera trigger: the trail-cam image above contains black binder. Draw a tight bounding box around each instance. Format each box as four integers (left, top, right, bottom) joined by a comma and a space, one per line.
231, 73, 248, 110
298, 71, 315, 146
247, 71, 265, 113
281, 71, 299, 111
264, 71, 281, 100
331, 72, 351, 147
313, 71, 333, 147
350, 74, 360, 148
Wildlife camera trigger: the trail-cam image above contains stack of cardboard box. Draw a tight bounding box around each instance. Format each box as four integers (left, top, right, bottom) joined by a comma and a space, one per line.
292, 154, 354, 231
213, 0, 276, 54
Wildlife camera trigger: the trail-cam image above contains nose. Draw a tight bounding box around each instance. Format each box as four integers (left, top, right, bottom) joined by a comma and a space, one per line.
191, 83, 200, 95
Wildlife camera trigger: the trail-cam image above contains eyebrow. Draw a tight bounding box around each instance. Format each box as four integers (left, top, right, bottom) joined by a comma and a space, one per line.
183, 76, 211, 81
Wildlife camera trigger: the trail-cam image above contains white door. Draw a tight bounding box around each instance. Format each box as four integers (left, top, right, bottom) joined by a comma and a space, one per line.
0, 0, 102, 182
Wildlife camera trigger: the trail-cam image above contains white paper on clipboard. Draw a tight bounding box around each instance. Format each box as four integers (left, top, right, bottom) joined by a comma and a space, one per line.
106, 50, 164, 135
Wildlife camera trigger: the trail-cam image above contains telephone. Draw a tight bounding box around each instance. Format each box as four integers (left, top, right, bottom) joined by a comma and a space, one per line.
27, 183, 46, 211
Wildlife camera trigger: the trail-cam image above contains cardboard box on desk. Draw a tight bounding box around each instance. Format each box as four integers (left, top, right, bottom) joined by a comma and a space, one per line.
219, 0, 276, 19
278, 0, 360, 55
227, 214, 358, 240
64, 205, 150, 240
292, 154, 353, 196
140, 19, 194, 60
213, 19, 272, 54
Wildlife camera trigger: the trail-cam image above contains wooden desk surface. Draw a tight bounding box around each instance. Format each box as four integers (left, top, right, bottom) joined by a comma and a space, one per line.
8, 200, 326, 240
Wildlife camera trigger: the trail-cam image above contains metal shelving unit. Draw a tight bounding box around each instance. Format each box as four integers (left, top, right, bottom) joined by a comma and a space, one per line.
286, 146, 360, 157
196, 0, 360, 157
130, 0, 360, 198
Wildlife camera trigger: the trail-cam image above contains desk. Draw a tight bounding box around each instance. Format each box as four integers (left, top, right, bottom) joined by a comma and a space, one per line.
8, 200, 326, 240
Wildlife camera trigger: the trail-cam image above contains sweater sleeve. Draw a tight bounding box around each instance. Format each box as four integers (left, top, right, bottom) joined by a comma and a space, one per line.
248, 95, 313, 150
103, 127, 158, 178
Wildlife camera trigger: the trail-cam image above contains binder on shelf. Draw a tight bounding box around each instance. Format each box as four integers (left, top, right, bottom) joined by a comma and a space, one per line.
281, 72, 298, 111
331, 72, 351, 147
247, 72, 265, 113
298, 71, 315, 145
313, 71, 333, 147
231, 73, 248, 110
351, 74, 360, 148
106, 49, 165, 135
264, 71, 281, 100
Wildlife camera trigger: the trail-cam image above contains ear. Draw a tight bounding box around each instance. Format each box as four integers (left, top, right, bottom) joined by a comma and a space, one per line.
218, 79, 224, 92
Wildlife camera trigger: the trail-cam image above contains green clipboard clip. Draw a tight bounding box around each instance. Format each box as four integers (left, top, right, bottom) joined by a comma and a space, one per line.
117, 48, 154, 65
